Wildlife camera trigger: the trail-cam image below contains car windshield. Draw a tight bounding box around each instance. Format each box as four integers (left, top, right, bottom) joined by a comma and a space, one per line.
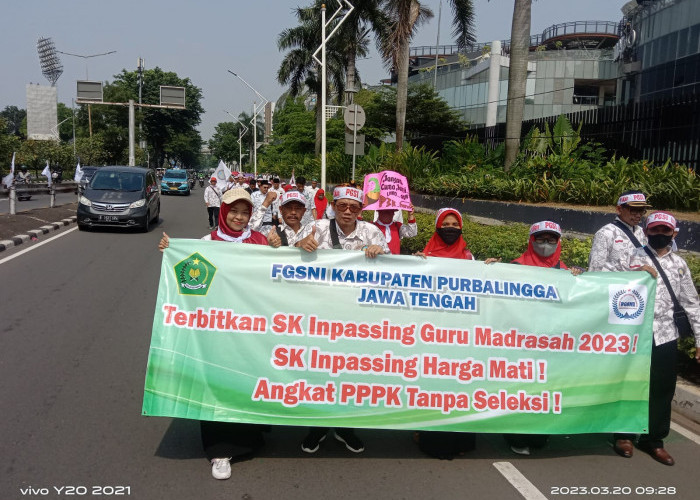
165, 170, 187, 179
90, 171, 144, 191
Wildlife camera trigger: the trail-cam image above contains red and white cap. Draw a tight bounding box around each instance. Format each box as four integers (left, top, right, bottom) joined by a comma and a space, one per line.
617, 192, 651, 207
646, 211, 676, 230
279, 190, 306, 206
529, 220, 561, 236
333, 186, 363, 203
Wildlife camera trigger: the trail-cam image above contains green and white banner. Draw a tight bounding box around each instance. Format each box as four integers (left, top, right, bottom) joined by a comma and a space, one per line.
143, 239, 656, 434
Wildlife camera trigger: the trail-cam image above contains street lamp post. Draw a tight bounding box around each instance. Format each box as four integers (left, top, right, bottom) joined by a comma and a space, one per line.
227, 70, 268, 178
224, 110, 249, 169
58, 49, 116, 137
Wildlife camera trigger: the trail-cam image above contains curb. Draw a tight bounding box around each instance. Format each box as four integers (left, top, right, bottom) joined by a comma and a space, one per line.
0, 216, 77, 252
673, 377, 700, 425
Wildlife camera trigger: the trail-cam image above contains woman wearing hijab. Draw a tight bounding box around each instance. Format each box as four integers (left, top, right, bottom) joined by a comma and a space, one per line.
415, 208, 473, 260
313, 188, 328, 220
158, 189, 269, 480
486, 220, 582, 456
413, 208, 476, 459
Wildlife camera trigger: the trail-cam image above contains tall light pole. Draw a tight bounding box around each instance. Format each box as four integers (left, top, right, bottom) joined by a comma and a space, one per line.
312, 0, 354, 191
224, 110, 249, 169
227, 70, 268, 177
58, 49, 116, 137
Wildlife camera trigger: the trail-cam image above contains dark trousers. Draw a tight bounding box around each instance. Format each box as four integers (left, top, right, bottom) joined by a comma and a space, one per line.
200, 421, 265, 462
615, 338, 677, 449
207, 206, 219, 228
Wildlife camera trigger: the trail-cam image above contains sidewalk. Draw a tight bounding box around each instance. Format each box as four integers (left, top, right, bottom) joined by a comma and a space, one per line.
0, 202, 77, 251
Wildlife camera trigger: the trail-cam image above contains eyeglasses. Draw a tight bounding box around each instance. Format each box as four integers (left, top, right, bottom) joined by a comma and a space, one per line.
624, 206, 647, 215
334, 202, 361, 213
534, 236, 559, 244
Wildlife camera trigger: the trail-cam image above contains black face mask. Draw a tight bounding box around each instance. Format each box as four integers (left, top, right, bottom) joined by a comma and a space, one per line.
437, 227, 462, 245
647, 233, 673, 250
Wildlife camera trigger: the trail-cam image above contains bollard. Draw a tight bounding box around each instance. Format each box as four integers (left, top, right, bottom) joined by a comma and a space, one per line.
50, 184, 56, 208
9, 185, 16, 215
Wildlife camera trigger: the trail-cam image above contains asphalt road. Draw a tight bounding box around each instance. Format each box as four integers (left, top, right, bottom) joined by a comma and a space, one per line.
1, 191, 699, 500
0, 190, 79, 215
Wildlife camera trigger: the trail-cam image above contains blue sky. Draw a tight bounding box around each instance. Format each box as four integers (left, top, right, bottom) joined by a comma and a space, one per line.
0, 0, 626, 141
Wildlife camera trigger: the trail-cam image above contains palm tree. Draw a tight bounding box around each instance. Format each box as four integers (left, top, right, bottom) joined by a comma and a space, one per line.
278, 2, 348, 155
381, 0, 475, 151
504, 0, 532, 171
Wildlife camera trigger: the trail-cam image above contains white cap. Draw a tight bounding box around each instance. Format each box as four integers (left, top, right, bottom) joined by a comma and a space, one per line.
280, 191, 306, 206
333, 186, 363, 203
529, 221, 561, 236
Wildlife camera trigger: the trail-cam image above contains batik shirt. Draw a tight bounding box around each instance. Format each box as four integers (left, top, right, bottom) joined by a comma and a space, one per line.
296, 219, 390, 254
203, 185, 222, 208
628, 247, 700, 346
298, 190, 316, 226
588, 218, 646, 272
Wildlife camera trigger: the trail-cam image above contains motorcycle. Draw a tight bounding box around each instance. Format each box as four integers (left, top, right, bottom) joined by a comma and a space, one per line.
189, 178, 196, 190
199, 178, 204, 187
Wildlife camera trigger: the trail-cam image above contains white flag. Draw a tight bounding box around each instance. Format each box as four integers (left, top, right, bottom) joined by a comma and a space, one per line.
42, 160, 52, 187
213, 160, 232, 185
289, 168, 296, 186
2, 152, 15, 189
74, 161, 83, 182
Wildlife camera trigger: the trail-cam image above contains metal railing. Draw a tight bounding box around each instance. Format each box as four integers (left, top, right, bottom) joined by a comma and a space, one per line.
410, 20, 621, 58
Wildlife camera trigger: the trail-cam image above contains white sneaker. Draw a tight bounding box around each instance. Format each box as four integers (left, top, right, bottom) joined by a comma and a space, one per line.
510, 445, 531, 456
211, 457, 231, 480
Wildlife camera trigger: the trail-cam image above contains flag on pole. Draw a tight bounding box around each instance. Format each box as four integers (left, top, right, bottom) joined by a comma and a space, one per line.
42, 160, 52, 187
2, 152, 15, 189
213, 160, 232, 184
74, 160, 83, 182
289, 168, 296, 186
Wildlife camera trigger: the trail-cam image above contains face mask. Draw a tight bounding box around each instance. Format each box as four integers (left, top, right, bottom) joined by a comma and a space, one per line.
647, 233, 673, 250
532, 241, 558, 257
437, 227, 462, 245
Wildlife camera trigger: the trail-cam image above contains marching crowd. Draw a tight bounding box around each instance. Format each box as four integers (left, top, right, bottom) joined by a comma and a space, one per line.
159, 178, 700, 480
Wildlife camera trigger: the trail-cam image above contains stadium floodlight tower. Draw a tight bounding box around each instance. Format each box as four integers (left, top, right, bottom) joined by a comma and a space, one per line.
37, 37, 63, 86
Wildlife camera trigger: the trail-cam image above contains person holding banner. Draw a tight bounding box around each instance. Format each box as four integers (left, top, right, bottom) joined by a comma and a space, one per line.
588, 190, 651, 272
410, 208, 477, 458
373, 205, 417, 255
158, 188, 270, 480
295, 186, 390, 454
414, 208, 473, 260
266, 191, 308, 247
486, 221, 583, 455
620, 212, 700, 466
296, 186, 390, 258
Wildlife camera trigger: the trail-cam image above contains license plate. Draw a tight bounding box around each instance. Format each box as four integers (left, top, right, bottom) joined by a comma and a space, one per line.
169, 186, 178, 190
98, 215, 119, 222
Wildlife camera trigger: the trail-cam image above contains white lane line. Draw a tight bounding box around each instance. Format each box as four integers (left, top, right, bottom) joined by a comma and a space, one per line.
671, 421, 700, 445
0, 226, 77, 265
493, 462, 548, 500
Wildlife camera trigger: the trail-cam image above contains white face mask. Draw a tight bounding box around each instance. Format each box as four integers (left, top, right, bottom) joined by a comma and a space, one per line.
532, 241, 557, 257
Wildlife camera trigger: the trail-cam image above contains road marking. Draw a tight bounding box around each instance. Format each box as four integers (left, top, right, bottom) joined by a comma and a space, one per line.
0, 226, 77, 265
671, 421, 700, 445
493, 462, 548, 500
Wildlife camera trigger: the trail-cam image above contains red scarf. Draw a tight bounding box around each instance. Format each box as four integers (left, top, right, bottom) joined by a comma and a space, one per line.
422, 209, 473, 260
374, 221, 402, 255
209, 200, 267, 245
314, 189, 328, 220
512, 236, 567, 268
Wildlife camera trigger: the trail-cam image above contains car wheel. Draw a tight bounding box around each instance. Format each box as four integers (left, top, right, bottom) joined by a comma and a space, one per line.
141, 213, 151, 233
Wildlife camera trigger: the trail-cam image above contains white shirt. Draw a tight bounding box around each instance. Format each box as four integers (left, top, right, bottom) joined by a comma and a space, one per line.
251, 191, 273, 224
628, 247, 700, 347
588, 218, 647, 272
296, 219, 390, 254
203, 185, 222, 207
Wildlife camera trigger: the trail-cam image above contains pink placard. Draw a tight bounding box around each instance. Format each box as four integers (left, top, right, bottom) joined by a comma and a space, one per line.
362, 171, 412, 211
